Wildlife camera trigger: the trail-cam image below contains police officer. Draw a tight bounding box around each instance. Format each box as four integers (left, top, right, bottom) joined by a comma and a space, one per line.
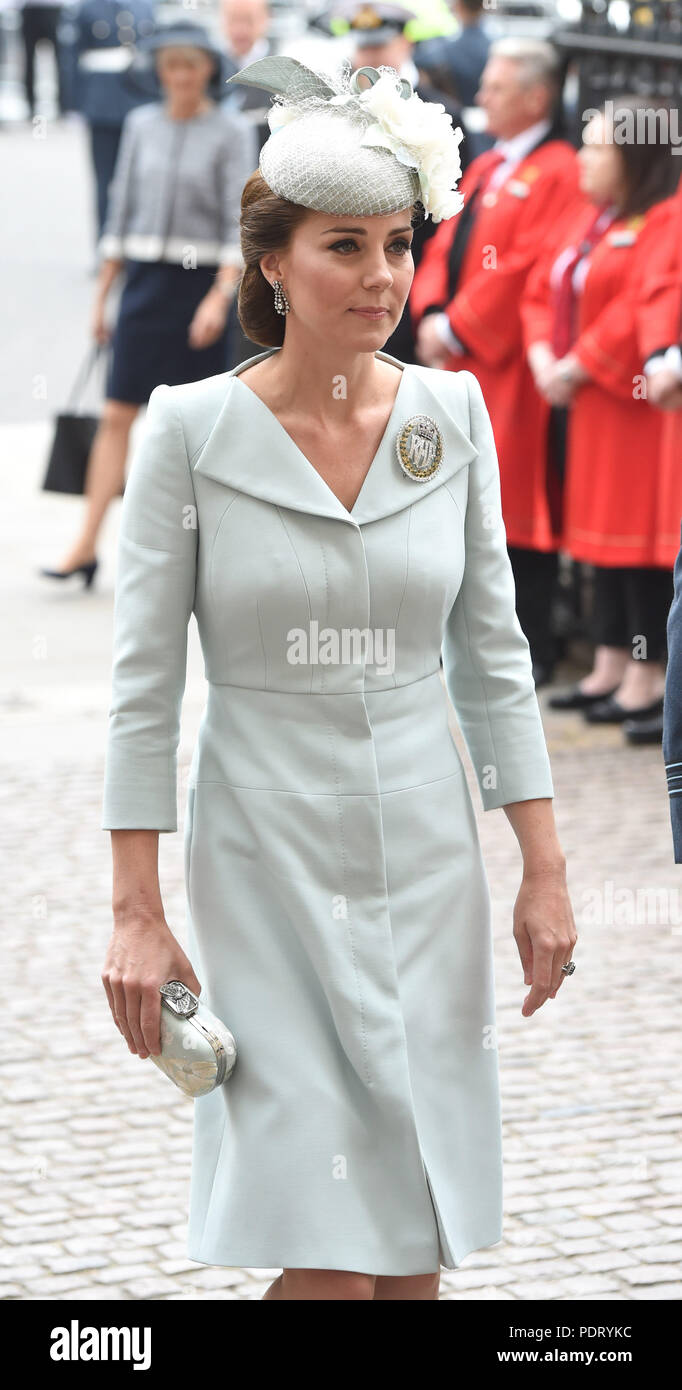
321, 2, 472, 364
59, 0, 156, 242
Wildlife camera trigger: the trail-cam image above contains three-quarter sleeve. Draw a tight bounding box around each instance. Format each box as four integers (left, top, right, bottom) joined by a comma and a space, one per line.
218, 113, 258, 268
101, 385, 198, 832
441, 371, 554, 811
98, 108, 140, 261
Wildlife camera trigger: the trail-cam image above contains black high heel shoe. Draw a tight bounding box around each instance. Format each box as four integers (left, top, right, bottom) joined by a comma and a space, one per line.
39, 557, 98, 588
583, 693, 664, 724
547, 682, 619, 710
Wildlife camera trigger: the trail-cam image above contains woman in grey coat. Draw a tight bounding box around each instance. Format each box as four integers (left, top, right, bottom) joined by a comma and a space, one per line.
40, 22, 257, 587
100, 56, 578, 1301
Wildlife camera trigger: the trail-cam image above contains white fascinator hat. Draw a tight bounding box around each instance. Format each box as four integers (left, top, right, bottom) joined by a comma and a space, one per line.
225, 55, 465, 224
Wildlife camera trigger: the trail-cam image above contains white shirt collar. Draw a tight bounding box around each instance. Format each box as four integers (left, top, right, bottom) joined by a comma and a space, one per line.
230, 36, 270, 70
400, 57, 420, 88
493, 117, 553, 166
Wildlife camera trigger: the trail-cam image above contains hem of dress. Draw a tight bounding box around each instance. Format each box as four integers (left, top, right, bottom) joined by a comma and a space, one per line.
185, 1228, 504, 1278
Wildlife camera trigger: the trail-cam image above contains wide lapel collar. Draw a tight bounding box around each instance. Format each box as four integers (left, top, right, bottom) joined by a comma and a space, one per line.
351, 355, 479, 525
192, 347, 479, 526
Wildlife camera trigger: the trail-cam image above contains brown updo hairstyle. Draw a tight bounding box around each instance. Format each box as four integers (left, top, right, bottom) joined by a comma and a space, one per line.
236, 169, 427, 348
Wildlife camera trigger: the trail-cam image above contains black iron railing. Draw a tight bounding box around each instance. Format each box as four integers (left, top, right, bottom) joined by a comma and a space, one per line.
551, 2, 682, 140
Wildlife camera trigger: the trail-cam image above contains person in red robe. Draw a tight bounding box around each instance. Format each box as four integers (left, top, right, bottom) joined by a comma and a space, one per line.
638, 175, 682, 556
520, 97, 680, 741
637, 178, 682, 781
409, 36, 580, 685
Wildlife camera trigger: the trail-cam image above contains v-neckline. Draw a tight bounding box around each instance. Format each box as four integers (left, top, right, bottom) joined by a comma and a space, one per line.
231, 351, 410, 519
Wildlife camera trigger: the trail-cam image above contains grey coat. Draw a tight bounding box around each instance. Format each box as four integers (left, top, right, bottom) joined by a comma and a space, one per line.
98, 100, 257, 267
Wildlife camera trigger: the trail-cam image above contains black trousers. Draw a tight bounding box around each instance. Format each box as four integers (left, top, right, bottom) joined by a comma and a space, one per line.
508, 544, 560, 669
21, 5, 65, 115
590, 564, 673, 664
506, 405, 567, 670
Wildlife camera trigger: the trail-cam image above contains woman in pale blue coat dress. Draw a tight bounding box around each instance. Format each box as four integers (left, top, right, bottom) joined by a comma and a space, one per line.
100, 56, 577, 1301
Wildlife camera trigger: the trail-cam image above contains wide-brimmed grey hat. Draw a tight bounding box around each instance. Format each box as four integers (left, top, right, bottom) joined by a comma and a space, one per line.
123, 21, 225, 102
225, 55, 464, 223
140, 22, 223, 69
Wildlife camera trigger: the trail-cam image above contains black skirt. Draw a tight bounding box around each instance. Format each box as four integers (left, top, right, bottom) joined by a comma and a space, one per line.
106, 259, 230, 405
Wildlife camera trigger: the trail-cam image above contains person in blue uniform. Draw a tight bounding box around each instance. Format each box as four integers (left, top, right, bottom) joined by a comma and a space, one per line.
58, 0, 157, 241
413, 0, 491, 109
219, 0, 280, 367
317, 1, 472, 365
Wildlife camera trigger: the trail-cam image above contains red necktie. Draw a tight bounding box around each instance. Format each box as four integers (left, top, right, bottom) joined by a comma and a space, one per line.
551, 207, 614, 358
474, 148, 507, 199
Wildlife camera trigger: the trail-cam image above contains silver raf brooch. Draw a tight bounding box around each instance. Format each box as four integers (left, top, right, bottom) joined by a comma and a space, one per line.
396, 414, 444, 482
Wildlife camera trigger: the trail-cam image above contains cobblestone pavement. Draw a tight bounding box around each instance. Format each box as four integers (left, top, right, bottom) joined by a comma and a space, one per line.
2, 120, 681, 1303
3, 498, 681, 1301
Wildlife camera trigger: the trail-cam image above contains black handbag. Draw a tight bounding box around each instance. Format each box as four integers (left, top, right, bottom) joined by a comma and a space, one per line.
42, 343, 121, 496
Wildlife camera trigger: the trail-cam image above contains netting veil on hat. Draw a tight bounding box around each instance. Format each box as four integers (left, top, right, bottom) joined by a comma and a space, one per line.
225, 56, 465, 223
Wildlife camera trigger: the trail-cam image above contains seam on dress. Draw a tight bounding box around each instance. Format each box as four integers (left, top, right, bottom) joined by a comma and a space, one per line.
187, 769, 464, 795
325, 724, 373, 1087
443, 478, 465, 525
255, 598, 268, 688
391, 506, 412, 688
189, 433, 212, 464
317, 540, 331, 695
276, 508, 315, 694
208, 492, 241, 606
204, 668, 442, 693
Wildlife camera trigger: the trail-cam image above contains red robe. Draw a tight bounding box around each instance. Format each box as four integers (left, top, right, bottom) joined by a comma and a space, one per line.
636, 181, 682, 569
410, 139, 580, 551
522, 193, 680, 569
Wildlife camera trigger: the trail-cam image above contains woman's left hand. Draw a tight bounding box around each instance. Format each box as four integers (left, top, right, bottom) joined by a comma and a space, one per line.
415, 313, 454, 368
188, 289, 229, 350
513, 865, 578, 1017
540, 353, 590, 407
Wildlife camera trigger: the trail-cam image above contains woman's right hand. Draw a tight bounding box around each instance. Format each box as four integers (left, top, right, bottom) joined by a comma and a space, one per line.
92, 297, 111, 345
647, 367, 682, 410
101, 910, 202, 1059
527, 341, 558, 400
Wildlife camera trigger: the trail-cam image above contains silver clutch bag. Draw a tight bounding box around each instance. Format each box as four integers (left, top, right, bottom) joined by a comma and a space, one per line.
149, 980, 237, 1098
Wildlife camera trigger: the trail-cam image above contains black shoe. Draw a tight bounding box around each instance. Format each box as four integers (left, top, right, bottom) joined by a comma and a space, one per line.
583, 693, 664, 724
39, 557, 98, 588
622, 713, 663, 744
547, 682, 619, 710
532, 661, 555, 690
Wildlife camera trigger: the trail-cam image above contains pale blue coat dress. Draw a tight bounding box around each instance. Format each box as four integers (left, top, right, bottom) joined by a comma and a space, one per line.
101, 346, 555, 1276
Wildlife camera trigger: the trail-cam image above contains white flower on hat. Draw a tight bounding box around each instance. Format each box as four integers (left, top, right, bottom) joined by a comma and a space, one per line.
267, 103, 300, 135
330, 68, 465, 222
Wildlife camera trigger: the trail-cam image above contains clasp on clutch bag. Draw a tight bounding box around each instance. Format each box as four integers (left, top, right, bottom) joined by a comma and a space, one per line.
153, 979, 237, 1096
160, 980, 199, 1018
